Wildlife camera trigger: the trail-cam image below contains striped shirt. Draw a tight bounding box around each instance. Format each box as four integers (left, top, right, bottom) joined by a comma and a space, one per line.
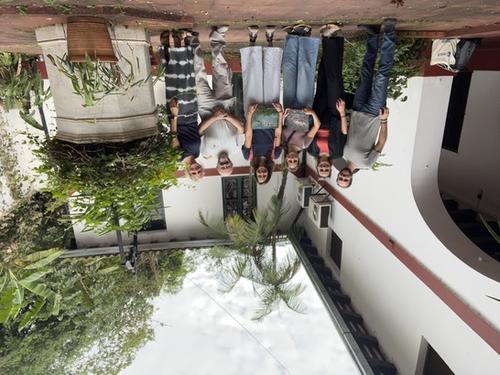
162, 47, 198, 125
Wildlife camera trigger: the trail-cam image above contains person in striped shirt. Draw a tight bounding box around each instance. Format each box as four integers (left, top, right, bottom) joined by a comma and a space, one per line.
161, 29, 203, 180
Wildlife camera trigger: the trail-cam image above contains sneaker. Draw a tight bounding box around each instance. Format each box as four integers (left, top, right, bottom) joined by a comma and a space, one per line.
381, 18, 397, 33
172, 29, 185, 47
320, 24, 341, 38
292, 24, 312, 37
248, 25, 259, 44
212, 25, 229, 35
265, 25, 276, 43
210, 25, 229, 42
183, 31, 200, 48
281, 24, 295, 33
282, 21, 311, 36
357, 24, 381, 36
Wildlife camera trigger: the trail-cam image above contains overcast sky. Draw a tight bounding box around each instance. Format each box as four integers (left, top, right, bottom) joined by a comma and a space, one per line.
121, 244, 359, 375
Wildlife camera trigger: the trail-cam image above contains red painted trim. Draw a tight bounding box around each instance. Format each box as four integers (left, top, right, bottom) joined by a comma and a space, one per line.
175, 166, 251, 177
175, 164, 285, 178
306, 166, 500, 354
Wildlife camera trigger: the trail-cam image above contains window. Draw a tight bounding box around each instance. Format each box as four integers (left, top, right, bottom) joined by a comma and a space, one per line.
418, 339, 454, 375
329, 229, 343, 270
222, 176, 256, 218
142, 192, 166, 231
442, 72, 472, 152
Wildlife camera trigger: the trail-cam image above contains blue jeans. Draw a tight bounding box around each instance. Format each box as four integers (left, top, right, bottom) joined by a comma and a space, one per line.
282, 35, 320, 109
353, 31, 396, 116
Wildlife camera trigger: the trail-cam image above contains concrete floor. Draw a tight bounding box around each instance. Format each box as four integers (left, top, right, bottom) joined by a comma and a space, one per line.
0, 0, 499, 53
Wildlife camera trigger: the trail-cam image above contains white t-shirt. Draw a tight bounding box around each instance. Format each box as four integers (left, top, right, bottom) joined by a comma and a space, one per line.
200, 119, 244, 157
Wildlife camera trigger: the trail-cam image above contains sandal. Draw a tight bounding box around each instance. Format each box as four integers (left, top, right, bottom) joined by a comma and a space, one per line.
265, 25, 276, 45
248, 25, 259, 45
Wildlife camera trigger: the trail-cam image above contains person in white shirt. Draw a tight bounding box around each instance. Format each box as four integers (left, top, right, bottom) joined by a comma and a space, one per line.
198, 106, 244, 176
192, 25, 244, 175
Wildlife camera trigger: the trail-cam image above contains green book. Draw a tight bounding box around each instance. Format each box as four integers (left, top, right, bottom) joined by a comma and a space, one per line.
252, 105, 279, 129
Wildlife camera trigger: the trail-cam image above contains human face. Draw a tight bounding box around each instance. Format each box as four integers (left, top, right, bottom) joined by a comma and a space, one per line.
317, 160, 331, 178
189, 163, 204, 180
256, 166, 268, 184
217, 155, 233, 176
336, 168, 352, 188
286, 152, 299, 172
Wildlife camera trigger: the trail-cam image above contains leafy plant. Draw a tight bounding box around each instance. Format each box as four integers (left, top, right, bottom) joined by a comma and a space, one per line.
0, 52, 51, 112
47, 54, 163, 107
200, 195, 306, 320
343, 38, 424, 102
0, 192, 68, 255
0, 248, 63, 331
200, 195, 286, 256
32, 130, 180, 234
0, 250, 192, 375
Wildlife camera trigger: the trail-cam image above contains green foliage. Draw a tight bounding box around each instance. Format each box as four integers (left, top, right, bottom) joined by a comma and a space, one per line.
47, 54, 163, 107
0, 114, 24, 202
0, 250, 192, 375
200, 195, 286, 254
0, 192, 68, 257
343, 38, 424, 102
0, 52, 51, 112
0, 248, 63, 331
0, 192, 70, 331
200, 195, 305, 320
32, 130, 180, 234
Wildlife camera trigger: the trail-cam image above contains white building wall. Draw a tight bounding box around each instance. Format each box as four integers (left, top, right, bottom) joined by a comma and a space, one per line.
439, 71, 500, 218
0, 82, 56, 213
304, 76, 500, 374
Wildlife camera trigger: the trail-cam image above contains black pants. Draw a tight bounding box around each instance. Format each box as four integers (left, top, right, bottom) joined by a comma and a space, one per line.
309, 37, 347, 158
313, 37, 344, 128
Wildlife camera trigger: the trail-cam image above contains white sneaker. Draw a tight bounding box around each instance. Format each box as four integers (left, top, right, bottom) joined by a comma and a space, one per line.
320, 24, 341, 38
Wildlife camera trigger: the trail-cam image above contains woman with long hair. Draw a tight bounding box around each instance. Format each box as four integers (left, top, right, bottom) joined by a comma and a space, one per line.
240, 25, 283, 185
281, 23, 321, 173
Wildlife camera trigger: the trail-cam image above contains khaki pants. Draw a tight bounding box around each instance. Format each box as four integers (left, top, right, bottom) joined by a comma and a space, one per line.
193, 30, 234, 120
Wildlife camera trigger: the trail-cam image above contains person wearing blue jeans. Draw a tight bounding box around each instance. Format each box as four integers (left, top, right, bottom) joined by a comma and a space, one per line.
337, 18, 397, 188
281, 29, 321, 173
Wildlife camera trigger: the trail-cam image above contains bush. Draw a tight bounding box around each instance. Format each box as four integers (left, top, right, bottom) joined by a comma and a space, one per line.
32, 130, 180, 235
0, 52, 50, 112
343, 38, 424, 102
0, 192, 67, 260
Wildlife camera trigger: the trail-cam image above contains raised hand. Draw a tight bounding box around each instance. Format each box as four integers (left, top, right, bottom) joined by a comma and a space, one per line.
169, 98, 179, 116
272, 102, 283, 113
335, 98, 346, 116
247, 103, 258, 117
303, 108, 315, 116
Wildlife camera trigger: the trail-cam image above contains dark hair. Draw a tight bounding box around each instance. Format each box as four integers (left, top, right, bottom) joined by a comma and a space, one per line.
285, 150, 301, 172
251, 155, 274, 185
316, 157, 332, 178
337, 167, 353, 188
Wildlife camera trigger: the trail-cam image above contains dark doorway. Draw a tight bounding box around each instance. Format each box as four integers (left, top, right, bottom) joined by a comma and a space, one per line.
222, 176, 257, 218
422, 342, 454, 375
329, 229, 343, 270
442, 72, 473, 152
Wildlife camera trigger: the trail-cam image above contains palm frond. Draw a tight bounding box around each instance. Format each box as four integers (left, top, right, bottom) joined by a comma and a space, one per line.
198, 211, 229, 239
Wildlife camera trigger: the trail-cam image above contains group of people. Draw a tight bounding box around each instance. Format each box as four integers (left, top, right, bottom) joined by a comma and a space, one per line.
160, 18, 397, 189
